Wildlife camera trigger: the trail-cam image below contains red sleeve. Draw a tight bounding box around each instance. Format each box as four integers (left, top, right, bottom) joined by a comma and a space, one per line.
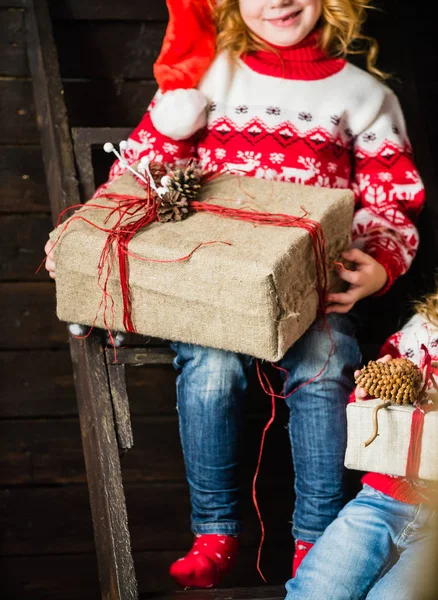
351, 91, 425, 294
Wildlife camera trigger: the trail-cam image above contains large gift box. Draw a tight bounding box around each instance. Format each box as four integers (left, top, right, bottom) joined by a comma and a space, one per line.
50, 172, 354, 361
345, 399, 438, 480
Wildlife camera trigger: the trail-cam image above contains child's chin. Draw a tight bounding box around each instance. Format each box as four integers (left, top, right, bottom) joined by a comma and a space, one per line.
260, 27, 307, 48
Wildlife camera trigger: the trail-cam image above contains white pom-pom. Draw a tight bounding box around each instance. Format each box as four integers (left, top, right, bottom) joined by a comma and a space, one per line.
106, 331, 126, 347
119, 140, 128, 151
103, 142, 114, 153
139, 156, 150, 168
150, 89, 208, 141
161, 175, 172, 188
68, 323, 87, 336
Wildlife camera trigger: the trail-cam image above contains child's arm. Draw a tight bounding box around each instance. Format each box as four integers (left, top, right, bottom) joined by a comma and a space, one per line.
327, 91, 425, 313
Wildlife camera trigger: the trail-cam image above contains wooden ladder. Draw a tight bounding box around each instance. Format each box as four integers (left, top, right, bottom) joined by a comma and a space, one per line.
25, 0, 284, 598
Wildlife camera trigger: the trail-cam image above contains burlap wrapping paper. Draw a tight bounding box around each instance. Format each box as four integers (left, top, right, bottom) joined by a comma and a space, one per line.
345, 399, 438, 480
50, 172, 354, 361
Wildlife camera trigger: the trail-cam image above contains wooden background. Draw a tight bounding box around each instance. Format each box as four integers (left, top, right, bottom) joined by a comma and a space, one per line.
0, 1, 437, 598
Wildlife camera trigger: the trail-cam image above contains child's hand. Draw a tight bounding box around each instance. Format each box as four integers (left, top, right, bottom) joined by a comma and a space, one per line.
354, 354, 392, 400
44, 239, 56, 279
326, 248, 388, 314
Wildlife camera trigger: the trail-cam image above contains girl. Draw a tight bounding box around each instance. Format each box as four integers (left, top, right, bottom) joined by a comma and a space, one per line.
45, 0, 425, 588
284, 288, 438, 600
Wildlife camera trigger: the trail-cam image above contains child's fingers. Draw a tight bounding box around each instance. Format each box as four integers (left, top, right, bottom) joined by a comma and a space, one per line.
44, 239, 54, 255
336, 266, 361, 286
327, 288, 361, 305
355, 386, 368, 399
325, 300, 355, 314
377, 354, 392, 363
341, 248, 372, 265
45, 255, 56, 272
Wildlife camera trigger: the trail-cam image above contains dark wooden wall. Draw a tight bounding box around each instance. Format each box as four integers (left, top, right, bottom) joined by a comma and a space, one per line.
0, 1, 437, 599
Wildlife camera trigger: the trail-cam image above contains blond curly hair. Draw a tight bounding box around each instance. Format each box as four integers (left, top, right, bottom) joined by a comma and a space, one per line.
415, 285, 438, 328
215, 0, 388, 79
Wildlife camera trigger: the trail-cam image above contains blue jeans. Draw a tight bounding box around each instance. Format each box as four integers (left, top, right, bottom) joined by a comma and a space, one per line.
171, 312, 361, 540
285, 485, 437, 600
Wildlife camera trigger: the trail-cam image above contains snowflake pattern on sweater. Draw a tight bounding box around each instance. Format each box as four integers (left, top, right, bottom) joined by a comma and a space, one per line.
99, 34, 425, 292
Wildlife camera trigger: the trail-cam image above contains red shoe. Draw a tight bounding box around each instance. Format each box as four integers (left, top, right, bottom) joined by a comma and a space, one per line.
170, 534, 239, 588
292, 539, 314, 578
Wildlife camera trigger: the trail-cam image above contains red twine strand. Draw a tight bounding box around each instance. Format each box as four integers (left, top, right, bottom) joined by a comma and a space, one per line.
406, 345, 438, 479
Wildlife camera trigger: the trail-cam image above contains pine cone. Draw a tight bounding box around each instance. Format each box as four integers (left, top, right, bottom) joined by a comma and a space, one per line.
168, 162, 202, 201
157, 190, 189, 223
354, 358, 422, 405
148, 161, 167, 186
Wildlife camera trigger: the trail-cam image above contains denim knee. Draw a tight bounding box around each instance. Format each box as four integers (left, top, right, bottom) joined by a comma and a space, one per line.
170, 342, 252, 402
281, 312, 362, 398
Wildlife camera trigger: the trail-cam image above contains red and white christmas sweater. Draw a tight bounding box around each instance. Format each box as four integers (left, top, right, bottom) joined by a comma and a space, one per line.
361, 312, 438, 505
101, 31, 425, 292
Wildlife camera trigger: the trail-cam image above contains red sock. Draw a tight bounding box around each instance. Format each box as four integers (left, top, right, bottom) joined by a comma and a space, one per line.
170, 534, 239, 588
292, 539, 314, 578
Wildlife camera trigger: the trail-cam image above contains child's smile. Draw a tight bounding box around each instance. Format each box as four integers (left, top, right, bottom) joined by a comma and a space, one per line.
239, 0, 322, 47
264, 8, 303, 29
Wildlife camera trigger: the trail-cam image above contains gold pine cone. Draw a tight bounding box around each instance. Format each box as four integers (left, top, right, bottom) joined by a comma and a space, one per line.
354, 357, 422, 405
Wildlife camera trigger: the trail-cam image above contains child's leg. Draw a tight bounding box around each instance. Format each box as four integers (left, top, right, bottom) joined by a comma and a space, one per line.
169, 342, 251, 587
284, 486, 417, 600
366, 504, 437, 600
171, 342, 252, 534
280, 313, 361, 547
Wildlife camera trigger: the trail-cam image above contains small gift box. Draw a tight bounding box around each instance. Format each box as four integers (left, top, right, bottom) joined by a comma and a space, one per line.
345, 399, 438, 480
50, 171, 354, 361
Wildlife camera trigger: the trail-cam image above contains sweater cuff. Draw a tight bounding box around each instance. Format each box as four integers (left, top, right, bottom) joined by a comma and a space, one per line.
365, 248, 403, 296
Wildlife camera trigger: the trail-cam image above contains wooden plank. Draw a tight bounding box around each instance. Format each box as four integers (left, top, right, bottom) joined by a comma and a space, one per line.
0, 14, 165, 79
0, 351, 180, 418
69, 331, 138, 598
0, 350, 278, 419
108, 363, 134, 450
72, 127, 133, 199
0, 282, 67, 348
25, 0, 81, 223
0, 8, 27, 76
0, 554, 290, 600
65, 80, 157, 128
0, 146, 49, 213
0, 80, 157, 143
48, 0, 168, 21
0, 482, 294, 555
0, 0, 23, 7
0, 410, 292, 485
0, 214, 52, 280
53, 21, 165, 80
143, 587, 285, 600
0, 80, 37, 144
1, 553, 101, 600
0, 350, 77, 417
107, 347, 175, 366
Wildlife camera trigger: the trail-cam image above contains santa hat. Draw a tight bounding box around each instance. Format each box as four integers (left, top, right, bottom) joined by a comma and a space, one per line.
150, 0, 217, 141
